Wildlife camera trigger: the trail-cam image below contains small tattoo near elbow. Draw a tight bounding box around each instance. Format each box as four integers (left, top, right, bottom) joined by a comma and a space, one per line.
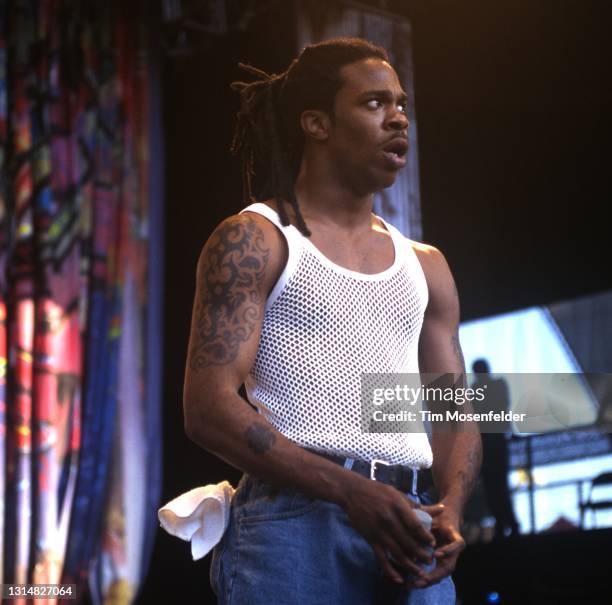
245, 423, 276, 454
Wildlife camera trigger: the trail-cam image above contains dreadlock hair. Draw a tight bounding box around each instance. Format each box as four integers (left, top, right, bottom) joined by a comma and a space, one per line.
230, 37, 389, 236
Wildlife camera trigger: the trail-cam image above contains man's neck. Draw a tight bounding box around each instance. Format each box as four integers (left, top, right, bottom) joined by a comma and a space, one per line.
293, 161, 375, 234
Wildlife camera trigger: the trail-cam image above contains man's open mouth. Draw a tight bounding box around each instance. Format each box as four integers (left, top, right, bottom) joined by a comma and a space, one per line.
383, 138, 409, 158
382, 138, 408, 169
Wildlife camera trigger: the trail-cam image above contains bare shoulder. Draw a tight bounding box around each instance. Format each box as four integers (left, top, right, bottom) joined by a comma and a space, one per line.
410, 240, 443, 261
197, 210, 287, 296
207, 209, 283, 248
409, 240, 458, 315
410, 241, 452, 283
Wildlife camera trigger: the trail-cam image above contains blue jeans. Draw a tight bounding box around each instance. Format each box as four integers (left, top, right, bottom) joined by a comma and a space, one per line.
210, 474, 455, 604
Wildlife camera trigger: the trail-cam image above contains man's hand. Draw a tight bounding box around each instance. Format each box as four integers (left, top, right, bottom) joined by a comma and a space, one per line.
341, 478, 444, 584
410, 508, 465, 588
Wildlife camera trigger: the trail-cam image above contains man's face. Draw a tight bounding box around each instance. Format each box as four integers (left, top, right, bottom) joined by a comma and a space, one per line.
326, 58, 410, 193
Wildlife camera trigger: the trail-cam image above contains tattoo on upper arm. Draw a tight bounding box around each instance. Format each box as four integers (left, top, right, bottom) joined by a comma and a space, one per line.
245, 423, 276, 454
189, 216, 269, 371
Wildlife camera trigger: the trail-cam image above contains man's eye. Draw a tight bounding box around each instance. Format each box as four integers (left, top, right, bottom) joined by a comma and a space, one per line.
398, 102, 408, 114
366, 99, 383, 109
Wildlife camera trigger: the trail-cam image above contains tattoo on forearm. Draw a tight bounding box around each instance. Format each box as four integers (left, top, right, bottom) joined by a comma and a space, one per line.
457, 446, 482, 500
245, 423, 276, 454
189, 215, 269, 370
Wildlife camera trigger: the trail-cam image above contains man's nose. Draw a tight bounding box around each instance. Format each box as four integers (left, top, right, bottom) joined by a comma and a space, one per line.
388, 109, 409, 130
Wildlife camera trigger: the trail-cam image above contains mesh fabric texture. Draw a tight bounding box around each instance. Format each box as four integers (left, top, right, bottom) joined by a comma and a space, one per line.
241, 203, 432, 467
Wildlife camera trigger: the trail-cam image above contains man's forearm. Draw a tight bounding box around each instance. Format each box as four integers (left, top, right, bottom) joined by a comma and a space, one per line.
425, 374, 482, 519
431, 431, 482, 519
185, 389, 360, 507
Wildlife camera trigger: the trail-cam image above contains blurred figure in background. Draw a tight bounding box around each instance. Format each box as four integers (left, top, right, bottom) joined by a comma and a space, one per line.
472, 359, 519, 539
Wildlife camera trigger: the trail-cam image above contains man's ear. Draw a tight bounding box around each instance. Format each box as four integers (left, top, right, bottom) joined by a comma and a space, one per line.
300, 109, 331, 142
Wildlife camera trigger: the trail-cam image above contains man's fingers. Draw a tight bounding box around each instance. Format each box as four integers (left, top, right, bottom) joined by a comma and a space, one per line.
411, 558, 456, 588
382, 501, 435, 559
387, 518, 434, 564
409, 534, 463, 588
434, 539, 464, 559
433, 532, 465, 558
397, 510, 436, 549
405, 540, 434, 565
421, 503, 445, 518
383, 540, 427, 577
372, 544, 404, 584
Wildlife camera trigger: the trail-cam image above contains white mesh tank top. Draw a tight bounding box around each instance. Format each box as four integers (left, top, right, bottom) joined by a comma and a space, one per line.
241, 202, 433, 468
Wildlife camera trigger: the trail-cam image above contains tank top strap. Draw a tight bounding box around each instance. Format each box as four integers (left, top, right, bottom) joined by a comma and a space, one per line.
239, 202, 304, 312
375, 214, 429, 308
240, 202, 304, 245
374, 214, 405, 254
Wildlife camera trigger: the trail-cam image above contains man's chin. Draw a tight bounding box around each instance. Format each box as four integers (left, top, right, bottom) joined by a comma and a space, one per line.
349, 166, 400, 195
376, 171, 400, 191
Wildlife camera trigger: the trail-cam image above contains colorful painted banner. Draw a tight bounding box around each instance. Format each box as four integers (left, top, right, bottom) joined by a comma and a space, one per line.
0, 2, 162, 603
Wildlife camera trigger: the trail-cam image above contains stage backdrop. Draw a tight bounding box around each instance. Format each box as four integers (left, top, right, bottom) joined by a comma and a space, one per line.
0, 1, 163, 603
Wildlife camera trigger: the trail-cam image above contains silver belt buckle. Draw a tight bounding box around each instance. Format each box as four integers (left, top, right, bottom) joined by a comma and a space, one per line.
370, 458, 391, 480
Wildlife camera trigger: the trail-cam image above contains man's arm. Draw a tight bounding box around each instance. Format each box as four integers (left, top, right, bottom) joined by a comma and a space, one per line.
183, 212, 438, 584
414, 243, 482, 587
183, 212, 340, 494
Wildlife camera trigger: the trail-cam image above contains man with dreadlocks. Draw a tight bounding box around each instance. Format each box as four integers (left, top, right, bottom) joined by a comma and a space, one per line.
183, 37, 481, 604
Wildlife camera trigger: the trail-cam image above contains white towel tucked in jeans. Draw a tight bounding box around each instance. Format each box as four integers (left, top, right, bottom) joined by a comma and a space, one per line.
158, 481, 235, 560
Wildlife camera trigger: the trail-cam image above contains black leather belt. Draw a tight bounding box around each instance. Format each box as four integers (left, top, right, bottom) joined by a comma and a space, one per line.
306, 449, 433, 496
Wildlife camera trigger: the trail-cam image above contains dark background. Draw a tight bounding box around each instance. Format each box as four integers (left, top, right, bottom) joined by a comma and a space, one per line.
141, 1, 612, 603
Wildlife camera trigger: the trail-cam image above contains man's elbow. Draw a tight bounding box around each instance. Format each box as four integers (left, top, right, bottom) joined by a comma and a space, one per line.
182, 385, 233, 450
184, 414, 201, 445
183, 412, 205, 449
183, 392, 215, 449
